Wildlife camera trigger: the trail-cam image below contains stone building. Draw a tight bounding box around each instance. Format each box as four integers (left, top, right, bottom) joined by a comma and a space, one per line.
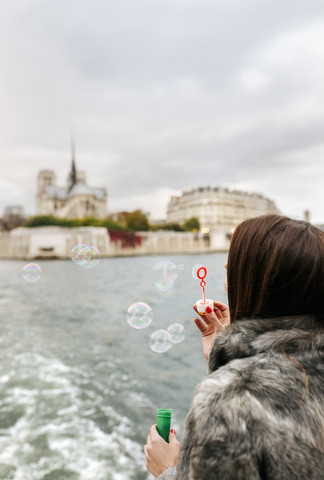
167, 186, 280, 231
37, 149, 108, 219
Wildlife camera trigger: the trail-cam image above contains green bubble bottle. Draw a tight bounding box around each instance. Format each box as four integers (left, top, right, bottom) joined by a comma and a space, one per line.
157, 409, 172, 443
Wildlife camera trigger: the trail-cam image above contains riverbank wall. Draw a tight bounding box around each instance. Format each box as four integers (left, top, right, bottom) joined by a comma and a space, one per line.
0, 226, 231, 260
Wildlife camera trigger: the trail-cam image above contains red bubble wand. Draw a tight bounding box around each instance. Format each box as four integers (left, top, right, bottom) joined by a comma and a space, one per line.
197, 266, 207, 303
195, 266, 213, 315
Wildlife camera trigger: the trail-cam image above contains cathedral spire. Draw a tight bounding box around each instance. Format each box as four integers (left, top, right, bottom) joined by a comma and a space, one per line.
69, 135, 77, 190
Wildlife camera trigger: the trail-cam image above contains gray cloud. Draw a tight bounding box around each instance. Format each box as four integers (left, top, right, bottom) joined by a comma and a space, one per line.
1, 0, 324, 222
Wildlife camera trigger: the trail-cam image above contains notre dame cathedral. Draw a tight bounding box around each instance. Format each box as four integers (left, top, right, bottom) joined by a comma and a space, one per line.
36, 146, 108, 219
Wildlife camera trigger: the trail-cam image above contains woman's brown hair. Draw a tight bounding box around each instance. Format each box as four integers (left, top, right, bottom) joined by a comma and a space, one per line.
227, 215, 324, 321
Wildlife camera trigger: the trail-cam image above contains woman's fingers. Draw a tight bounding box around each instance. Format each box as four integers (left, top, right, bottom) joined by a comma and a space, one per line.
193, 304, 215, 325
204, 307, 227, 330
213, 301, 229, 315
194, 317, 207, 333
194, 317, 219, 337
193, 302, 230, 332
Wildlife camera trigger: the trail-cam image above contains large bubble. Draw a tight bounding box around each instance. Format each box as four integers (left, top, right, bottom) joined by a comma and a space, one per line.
167, 323, 185, 344
154, 260, 178, 292
23, 263, 42, 283
71, 244, 101, 269
150, 329, 172, 353
192, 264, 204, 279
126, 302, 153, 329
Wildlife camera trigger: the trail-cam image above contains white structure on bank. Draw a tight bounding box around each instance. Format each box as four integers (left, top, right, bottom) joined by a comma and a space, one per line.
167, 186, 280, 231
0, 227, 227, 259
37, 145, 108, 219
0, 226, 111, 259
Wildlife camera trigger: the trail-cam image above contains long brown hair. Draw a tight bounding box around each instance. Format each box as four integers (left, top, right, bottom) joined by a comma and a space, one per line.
227, 215, 324, 321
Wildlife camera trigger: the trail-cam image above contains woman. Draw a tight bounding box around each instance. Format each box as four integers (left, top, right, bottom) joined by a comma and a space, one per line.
144, 215, 324, 479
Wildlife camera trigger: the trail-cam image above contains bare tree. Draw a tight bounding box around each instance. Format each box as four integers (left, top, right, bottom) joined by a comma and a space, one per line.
2, 205, 26, 231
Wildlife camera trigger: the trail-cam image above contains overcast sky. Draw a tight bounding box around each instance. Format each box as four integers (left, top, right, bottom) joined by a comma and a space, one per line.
1, 0, 324, 223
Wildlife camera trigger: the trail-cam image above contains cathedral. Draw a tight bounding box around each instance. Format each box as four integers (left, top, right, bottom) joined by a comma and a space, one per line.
37, 147, 108, 219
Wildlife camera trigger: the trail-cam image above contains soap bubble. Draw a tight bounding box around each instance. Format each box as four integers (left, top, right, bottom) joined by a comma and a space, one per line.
150, 329, 172, 353
178, 264, 185, 271
71, 244, 100, 269
23, 263, 42, 283
167, 323, 185, 344
154, 260, 178, 292
71, 244, 88, 265
81, 246, 101, 269
127, 302, 153, 329
192, 264, 204, 279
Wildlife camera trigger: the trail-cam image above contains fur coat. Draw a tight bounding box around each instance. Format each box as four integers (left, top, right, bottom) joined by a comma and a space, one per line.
159, 316, 324, 480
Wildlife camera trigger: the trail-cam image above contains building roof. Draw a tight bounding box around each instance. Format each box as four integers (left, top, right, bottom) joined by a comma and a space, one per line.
46, 182, 107, 201
45, 186, 68, 200
68, 182, 107, 199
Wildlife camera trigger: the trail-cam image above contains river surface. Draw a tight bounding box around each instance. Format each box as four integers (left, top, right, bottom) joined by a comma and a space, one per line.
0, 253, 228, 480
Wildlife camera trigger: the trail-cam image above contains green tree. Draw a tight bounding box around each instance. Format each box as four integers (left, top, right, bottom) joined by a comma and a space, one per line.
150, 222, 184, 232
125, 210, 150, 231
24, 215, 73, 227
23, 212, 150, 231
183, 216, 200, 232
24, 215, 127, 230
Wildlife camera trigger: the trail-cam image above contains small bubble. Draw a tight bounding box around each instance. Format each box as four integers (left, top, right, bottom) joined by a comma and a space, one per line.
167, 323, 185, 344
71, 244, 88, 264
81, 246, 101, 269
192, 264, 204, 279
154, 260, 178, 292
71, 244, 100, 269
126, 302, 153, 329
178, 264, 185, 271
150, 329, 172, 353
23, 263, 42, 283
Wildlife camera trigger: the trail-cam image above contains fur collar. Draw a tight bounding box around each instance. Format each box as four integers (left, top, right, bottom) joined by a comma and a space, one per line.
208, 315, 324, 374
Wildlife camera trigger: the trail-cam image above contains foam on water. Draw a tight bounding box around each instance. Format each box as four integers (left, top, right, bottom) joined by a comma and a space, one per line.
0, 352, 150, 480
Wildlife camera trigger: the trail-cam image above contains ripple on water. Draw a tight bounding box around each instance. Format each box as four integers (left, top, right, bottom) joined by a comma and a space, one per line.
41, 469, 79, 480
0, 352, 150, 480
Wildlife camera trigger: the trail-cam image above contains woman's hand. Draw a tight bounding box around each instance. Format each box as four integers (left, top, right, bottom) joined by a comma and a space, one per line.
144, 425, 180, 478
193, 301, 230, 361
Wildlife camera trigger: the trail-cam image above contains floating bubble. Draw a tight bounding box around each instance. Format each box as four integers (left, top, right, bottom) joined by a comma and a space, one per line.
71, 244, 88, 264
71, 244, 100, 269
192, 264, 204, 279
127, 302, 153, 329
150, 329, 172, 353
178, 264, 185, 271
154, 260, 178, 292
167, 323, 185, 344
81, 246, 101, 269
23, 263, 42, 283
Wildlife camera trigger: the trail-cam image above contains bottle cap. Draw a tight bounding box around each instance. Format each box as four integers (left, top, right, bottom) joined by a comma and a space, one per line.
196, 298, 213, 315
157, 408, 172, 417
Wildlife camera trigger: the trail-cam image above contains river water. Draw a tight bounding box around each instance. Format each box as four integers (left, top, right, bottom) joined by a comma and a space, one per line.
0, 253, 228, 480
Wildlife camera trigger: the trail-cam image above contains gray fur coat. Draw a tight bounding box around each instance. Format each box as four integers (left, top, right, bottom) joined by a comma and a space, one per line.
159, 316, 324, 480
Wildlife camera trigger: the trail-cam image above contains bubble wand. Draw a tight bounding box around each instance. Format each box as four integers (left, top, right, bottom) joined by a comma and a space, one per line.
195, 266, 214, 315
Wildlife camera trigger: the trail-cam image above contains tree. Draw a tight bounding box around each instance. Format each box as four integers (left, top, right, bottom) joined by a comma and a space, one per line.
150, 222, 184, 232
125, 210, 150, 231
2, 206, 26, 231
106, 210, 149, 231
23, 210, 150, 231
183, 216, 200, 232
25, 215, 74, 227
